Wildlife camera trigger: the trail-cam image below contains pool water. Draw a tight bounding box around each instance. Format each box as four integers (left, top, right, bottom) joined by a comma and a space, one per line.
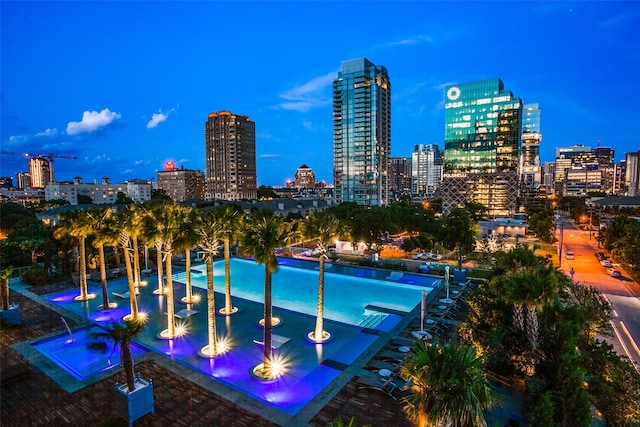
32, 325, 149, 381
178, 258, 439, 326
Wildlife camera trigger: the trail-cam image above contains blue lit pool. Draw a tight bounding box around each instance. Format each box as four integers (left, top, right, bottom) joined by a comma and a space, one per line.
32, 325, 149, 381
41, 257, 439, 419
178, 258, 439, 326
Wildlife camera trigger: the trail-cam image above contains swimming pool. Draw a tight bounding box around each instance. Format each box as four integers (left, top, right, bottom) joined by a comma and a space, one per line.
32, 325, 149, 381
177, 257, 440, 326
39, 257, 440, 419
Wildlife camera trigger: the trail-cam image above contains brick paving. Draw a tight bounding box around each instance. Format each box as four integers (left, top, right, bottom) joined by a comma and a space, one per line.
1, 280, 469, 427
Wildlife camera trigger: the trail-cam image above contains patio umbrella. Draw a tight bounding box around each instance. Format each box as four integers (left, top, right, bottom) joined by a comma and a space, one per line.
440, 265, 454, 304
412, 290, 432, 340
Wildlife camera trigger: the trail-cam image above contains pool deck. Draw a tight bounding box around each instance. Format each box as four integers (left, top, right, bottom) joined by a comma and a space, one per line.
1, 265, 482, 426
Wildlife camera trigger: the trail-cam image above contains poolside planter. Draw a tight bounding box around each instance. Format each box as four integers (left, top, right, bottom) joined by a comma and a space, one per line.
0, 304, 21, 326
453, 268, 467, 283
115, 376, 154, 426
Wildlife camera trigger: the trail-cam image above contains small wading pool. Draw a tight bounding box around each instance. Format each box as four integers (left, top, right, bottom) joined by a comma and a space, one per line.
32, 325, 149, 381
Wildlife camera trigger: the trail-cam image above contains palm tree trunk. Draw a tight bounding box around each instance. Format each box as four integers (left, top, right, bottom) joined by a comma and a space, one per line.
121, 342, 136, 391
206, 257, 217, 354
123, 245, 139, 320
314, 256, 326, 341
98, 245, 111, 308
132, 236, 141, 288
263, 268, 273, 370
78, 237, 89, 300
224, 237, 233, 313
184, 249, 193, 302
165, 249, 176, 337
0, 277, 9, 310
154, 242, 164, 294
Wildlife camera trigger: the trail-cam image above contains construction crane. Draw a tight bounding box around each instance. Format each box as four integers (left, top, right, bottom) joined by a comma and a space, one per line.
23, 152, 78, 183
1, 151, 78, 183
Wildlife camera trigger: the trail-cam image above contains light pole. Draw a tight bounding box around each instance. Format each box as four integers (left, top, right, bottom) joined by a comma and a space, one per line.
558, 222, 564, 268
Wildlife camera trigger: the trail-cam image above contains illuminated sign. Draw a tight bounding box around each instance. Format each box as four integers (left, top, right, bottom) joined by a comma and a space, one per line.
165, 161, 176, 171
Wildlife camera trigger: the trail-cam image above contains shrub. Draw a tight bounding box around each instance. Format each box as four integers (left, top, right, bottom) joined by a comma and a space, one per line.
20, 266, 49, 286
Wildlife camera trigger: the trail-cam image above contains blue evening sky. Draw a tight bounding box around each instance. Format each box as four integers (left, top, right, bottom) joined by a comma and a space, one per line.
1, 1, 639, 186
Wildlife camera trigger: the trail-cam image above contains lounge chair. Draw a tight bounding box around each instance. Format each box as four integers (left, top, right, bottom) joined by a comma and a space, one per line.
386, 271, 404, 281
355, 374, 408, 400
378, 350, 406, 362
253, 334, 291, 350
112, 291, 130, 299
366, 359, 398, 373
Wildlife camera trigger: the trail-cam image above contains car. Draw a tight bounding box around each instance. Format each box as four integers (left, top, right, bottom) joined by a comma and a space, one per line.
600, 259, 613, 268
611, 270, 622, 278
565, 252, 575, 260
595, 251, 605, 259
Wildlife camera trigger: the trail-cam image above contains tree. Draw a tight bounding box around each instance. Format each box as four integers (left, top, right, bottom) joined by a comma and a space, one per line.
301, 211, 345, 343
0, 267, 14, 310
87, 207, 116, 309
194, 210, 224, 357
88, 319, 146, 391
440, 208, 477, 271
54, 209, 95, 301
400, 341, 498, 427
215, 204, 243, 315
237, 210, 291, 378
527, 205, 554, 243
152, 204, 191, 338
113, 209, 141, 321
176, 207, 200, 304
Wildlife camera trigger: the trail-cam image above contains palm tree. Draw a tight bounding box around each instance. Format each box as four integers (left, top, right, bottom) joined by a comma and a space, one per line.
128, 205, 146, 291
178, 207, 200, 304
88, 318, 146, 391
1, 267, 14, 310
237, 210, 290, 378
139, 206, 166, 296
153, 204, 190, 339
54, 209, 96, 301
114, 209, 141, 321
400, 341, 498, 427
194, 209, 224, 357
301, 211, 344, 343
216, 204, 243, 316
87, 207, 117, 309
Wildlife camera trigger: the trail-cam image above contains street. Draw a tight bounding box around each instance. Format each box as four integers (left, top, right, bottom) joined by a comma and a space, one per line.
556, 215, 640, 369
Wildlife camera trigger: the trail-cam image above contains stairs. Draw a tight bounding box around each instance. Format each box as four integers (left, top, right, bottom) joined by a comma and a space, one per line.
358, 312, 388, 329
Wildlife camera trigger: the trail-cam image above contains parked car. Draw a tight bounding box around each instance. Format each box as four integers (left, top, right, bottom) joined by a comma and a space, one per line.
565, 252, 575, 260
611, 270, 622, 278
600, 259, 613, 268
595, 251, 605, 259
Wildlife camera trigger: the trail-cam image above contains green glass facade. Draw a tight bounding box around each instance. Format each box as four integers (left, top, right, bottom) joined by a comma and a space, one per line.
333, 58, 391, 206
444, 79, 522, 174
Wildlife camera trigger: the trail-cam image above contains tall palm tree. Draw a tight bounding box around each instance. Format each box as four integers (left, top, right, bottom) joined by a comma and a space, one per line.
301, 211, 344, 343
153, 204, 190, 339
194, 209, 224, 357
87, 207, 117, 309
178, 207, 200, 304
237, 211, 290, 378
1, 267, 14, 310
400, 341, 498, 427
88, 318, 146, 392
216, 204, 243, 315
114, 208, 141, 321
54, 209, 96, 301
128, 205, 146, 291
139, 206, 166, 296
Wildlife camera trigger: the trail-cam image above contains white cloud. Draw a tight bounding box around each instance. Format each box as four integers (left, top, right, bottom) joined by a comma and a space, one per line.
66, 108, 121, 135
386, 35, 433, 47
146, 106, 178, 129
35, 128, 58, 137
278, 71, 336, 112
146, 112, 168, 129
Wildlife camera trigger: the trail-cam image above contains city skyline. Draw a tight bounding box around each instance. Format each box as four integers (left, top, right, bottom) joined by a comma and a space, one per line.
2, 1, 639, 186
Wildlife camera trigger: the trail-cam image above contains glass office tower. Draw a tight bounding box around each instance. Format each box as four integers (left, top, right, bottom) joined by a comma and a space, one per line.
442, 79, 522, 216
333, 58, 391, 206
520, 103, 542, 203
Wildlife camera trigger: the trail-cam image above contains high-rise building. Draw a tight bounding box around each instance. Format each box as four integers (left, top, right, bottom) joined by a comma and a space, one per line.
520, 103, 542, 205
204, 110, 257, 201
15, 172, 31, 190
29, 157, 51, 189
294, 164, 316, 189
333, 57, 391, 206
157, 163, 205, 202
626, 150, 640, 196
441, 79, 522, 216
388, 156, 412, 199
411, 144, 442, 197
553, 145, 618, 196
